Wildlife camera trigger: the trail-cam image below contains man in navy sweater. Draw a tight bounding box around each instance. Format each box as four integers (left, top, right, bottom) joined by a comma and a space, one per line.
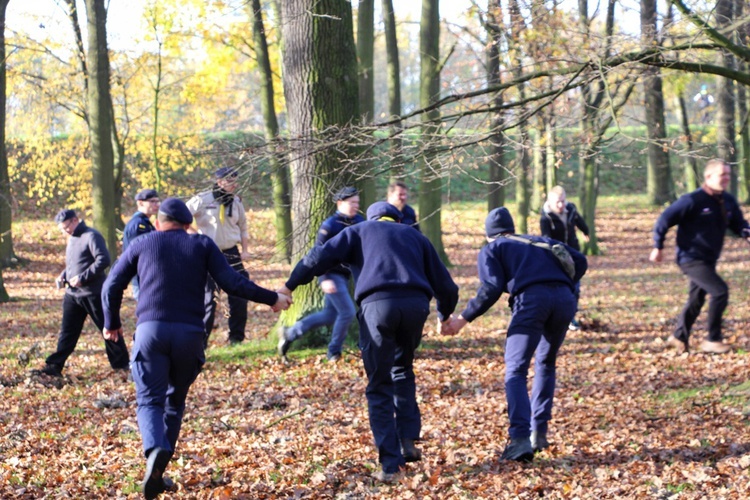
650, 159, 750, 354
122, 189, 160, 300
386, 181, 420, 231
32, 209, 129, 378
102, 198, 291, 499
278, 186, 365, 361
444, 207, 587, 462
277, 201, 458, 482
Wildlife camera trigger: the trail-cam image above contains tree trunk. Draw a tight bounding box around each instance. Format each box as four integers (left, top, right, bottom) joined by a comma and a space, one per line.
356, 0, 376, 208
419, 0, 448, 262
0, 0, 15, 270
251, 0, 293, 262
382, 0, 404, 181
486, 0, 506, 211
642, 0, 673, 205
280, 0, 360, 327
737, 0, 750, 203
674, 93, 699, 192
531, 124, 546, 212
509, 0, 529, 233
545, 105, 558, 193
716, 0, 737, 194
85, 0, 117, 256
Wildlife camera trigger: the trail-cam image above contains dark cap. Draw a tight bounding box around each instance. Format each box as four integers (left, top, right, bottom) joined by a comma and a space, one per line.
215, 167, 238, 179
333, 186, 358, 202
485, 207, 515, 237
135, 189, 158, 201
366, 201, 402, 222
54, 209, 76, 224
158, 198, 193, 225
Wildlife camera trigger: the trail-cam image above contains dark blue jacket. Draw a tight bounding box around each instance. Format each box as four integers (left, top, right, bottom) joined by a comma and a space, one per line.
122, 211, 155, 251
286, 221, 458, 320
653, 188, 749, 264
540, 202, 588, 251
102, 230, 277, 330
316, 212, 365, 279
61, 222, 111, 297
399, 204, 420, 232
461, 234, 587, 322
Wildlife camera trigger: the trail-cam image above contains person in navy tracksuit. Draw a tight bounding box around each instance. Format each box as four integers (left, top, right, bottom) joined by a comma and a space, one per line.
445, 207, 587, 462
278, 201, 458, 482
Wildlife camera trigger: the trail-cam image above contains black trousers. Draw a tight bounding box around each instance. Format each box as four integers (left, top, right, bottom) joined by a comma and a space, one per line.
674, 260, 728, 343
46, 293, 130, 371
203, 245, 249, 345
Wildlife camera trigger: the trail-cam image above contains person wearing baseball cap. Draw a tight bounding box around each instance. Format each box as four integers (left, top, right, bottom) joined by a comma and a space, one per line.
102, 197, 292, 499
278, 186, 364, 362
123, 189, 161, 300
186, 167, 251, 346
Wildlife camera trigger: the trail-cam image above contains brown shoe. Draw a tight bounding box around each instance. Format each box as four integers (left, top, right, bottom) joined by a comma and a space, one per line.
372, 469, 404, 483
665, 335, 688, 353
700, 340, 731, 354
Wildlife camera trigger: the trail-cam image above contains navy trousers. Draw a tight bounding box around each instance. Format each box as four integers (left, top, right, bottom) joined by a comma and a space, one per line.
504, 284, 576, 439
131, 321, 205, 457
675, 260, 728, 343
46, 293, 129, 371
358, 296, 430, 473
203, 246, 249, 345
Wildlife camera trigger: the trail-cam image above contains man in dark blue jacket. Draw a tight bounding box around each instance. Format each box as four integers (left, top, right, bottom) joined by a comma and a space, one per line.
278, 187, 364, 361
650, 159, 750, 354
386, 181, 420, 231
277, 201, 458, 482
445, 207, 587, 462
102, 198, 291, 499
123, 189, 160, 300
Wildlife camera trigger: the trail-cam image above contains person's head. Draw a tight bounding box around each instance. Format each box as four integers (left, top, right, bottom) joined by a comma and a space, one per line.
54, 209, 79, 235
333, 186, 360, 218
704, 159, 731, 192
366, 201, 402, 222
215, 167, 239, 193
547, 186, 567, 214
135, 189, 160, 216
156, 198, 193, 231
485, 207, 515, 241
387, 181, 409, 210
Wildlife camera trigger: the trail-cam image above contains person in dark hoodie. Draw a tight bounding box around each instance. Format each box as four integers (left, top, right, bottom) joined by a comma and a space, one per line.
277, 201, 458, 483
277, 187, 365, 362
444, 207, 587, 462
650, 159, 750, 354
540, 185, 590, 330
186, 167, 251, 346
102, 198, 291, 500
31, 209, 129, 378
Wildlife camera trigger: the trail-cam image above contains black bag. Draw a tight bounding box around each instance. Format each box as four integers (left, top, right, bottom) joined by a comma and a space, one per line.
503, 234, 577, 280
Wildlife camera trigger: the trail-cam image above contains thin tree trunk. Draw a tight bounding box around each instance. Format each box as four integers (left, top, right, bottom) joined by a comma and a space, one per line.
486, 0, 506, 210
0, 0, 14, 276
251, 0, 293, 262
509, 0, 529, 233
85, 0, 117, 256
716, 0, 737, 194
419, 0, 448, 262
674, 94, 699, 191
357, 0, 376, 208
382, 0, 404, 181
545, 104, 558, 193
531, 125, 545, 212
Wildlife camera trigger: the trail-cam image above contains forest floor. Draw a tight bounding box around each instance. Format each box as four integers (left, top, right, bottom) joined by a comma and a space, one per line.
2, 196, 750, 499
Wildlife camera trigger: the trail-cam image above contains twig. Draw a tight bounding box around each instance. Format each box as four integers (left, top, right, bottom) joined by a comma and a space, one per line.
265, 408, 307, 429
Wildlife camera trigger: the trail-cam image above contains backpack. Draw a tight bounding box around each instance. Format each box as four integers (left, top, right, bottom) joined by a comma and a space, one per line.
502, 234, 577, 280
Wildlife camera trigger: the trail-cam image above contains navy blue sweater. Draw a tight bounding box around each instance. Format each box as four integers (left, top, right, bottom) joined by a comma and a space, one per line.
316, 211, 365, 279
399, 204, 420, 232
286, 221, 458, 320
653, 188, 749, 264
102, 229, 278, 330
461, 235, 588, 322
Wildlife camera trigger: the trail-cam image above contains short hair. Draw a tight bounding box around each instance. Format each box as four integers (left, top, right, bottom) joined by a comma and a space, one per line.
387, 181, 408, 194
549, 185, 566, 198
157, 212, 179, 224
704, 158, 728, 176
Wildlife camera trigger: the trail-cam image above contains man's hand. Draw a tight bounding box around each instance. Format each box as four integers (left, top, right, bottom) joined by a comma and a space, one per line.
272, 293, 293, 312
582, 234, 591, 243
103, 327, 122, 342
320, 279, 337, 294
649, 248, 663, 263
444, 315, 468, 336
240, 250, 252, 261
276, 285, 293, 298
68, 275, 80, 287
438, 318, 454, 336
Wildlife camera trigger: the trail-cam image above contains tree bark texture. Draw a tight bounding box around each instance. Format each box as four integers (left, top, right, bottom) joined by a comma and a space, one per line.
716, 0, 737, 194
674, 94, 699, 192
0, 0, 13, 272
486, 0, 506, 211
509, 0, 529, 234
382, 0, 404, 181
737, 0, 750, 203
356, 0, 376, 208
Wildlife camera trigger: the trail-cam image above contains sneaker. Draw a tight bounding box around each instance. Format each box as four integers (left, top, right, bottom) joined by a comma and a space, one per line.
372, 469, 404, 483
142, 448, 171, 500
531, 431, 549, 452
277, 326, 293, 358
501, 437, 534, 462
162, 475, 176, 492
568, 319, 580, 331
227, 337, 244, 346
700, 340, 731, 354
31, 364, 63, 378
666, 335, 689, 354
326, 353, 342, 363
401, 438, 422, 462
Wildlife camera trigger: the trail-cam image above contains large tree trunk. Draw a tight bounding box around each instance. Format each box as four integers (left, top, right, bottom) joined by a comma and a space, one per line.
251, 0, 293, 262
280, 0, 359, 328
641, 0, 673, 205
382, 0, 404, 181
716, 0, 737, 194
509, 0, 530, 233
85, 0, 117, 256
486, 0, 506, 210
0, 0, 15, 272
356, 0, 376, 208
419, 0, 448, 262
738, 0, 750, 203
